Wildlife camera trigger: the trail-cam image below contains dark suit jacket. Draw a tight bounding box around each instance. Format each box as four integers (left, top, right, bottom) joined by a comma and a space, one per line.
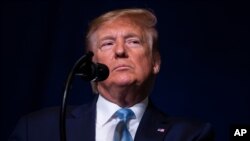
9, 97, 214, 141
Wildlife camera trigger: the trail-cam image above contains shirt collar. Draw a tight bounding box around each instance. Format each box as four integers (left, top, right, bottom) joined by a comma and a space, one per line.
96, 95, 148, 126
96, 95, 121, 126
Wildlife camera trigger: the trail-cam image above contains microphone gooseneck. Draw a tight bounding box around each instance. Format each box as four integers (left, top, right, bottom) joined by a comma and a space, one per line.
60, 51, 109, 141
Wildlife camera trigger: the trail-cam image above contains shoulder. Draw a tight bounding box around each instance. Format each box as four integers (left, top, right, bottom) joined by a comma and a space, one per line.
21, 106, 72, 122
164, 117, 215, 141
167, 117, 213, 133
20, 102, 93, 123
146, 103, 215, 140
148, 101, 213, 128
12, 106, 76, 130
9, 103, 93, 141
9, 107, 63, 141
24, 106, 60, 121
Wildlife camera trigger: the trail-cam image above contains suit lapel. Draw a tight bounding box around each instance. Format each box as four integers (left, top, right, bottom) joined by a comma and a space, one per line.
66, 97, 97, 141
135, 101, 171, 141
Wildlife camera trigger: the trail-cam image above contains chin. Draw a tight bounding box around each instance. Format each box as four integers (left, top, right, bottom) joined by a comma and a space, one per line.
115, 81, 134, 87
111, 75, 135, 86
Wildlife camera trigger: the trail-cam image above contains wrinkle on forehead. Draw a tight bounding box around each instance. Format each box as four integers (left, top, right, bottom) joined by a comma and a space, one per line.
89, 17, 148, 50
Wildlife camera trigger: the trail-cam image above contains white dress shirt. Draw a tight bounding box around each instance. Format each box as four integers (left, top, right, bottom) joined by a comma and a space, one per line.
95, 95, 148, 141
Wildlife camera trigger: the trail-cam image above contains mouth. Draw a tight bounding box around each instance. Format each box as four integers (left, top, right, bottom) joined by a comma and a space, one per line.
112, 64, 132, 71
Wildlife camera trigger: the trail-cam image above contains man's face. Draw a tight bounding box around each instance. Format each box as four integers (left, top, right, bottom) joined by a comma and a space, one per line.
90, 18, 160, 92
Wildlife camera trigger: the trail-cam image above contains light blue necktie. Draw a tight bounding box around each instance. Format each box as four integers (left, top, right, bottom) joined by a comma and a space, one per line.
113, 108, 135, 141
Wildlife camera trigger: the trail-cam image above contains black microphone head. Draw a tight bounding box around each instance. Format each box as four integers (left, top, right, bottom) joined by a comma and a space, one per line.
95, 63, 109, 81
77, 62, 109, 82
74, 51, 109, 82
76, 61, 95, 81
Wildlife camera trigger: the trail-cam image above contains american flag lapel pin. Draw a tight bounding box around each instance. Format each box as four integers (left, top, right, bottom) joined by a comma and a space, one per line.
157, 128, 165, 133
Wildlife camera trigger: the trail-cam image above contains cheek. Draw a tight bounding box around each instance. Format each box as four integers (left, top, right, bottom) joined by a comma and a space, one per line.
94, 52, 111, 64
136, 48, 153, 63
135, 53, 154, 72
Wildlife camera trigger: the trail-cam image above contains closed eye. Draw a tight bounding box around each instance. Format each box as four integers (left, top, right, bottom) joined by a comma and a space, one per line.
99, 40, 114, 50
102, 42, 113, 46
126, 38, 141, 47
131, 40, 140, 44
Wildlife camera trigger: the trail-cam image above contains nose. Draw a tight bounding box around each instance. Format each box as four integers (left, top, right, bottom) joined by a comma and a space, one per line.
114, 40, 128, 58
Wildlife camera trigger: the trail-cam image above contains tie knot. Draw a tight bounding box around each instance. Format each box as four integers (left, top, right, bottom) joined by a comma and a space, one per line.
114, 108, 135, 122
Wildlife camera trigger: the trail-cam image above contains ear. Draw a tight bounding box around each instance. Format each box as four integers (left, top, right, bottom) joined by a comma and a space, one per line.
152, 51, 161, 74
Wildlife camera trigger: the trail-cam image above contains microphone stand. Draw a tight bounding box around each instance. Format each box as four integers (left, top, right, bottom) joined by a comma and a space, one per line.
59, 52, 94, 141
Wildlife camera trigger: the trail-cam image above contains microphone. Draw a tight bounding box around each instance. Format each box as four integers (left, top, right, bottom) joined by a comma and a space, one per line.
60, 51, 109, 141
75, 51, 109, 81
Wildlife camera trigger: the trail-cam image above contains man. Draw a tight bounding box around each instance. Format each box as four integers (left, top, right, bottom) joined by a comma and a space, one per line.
9, 8, 214, 141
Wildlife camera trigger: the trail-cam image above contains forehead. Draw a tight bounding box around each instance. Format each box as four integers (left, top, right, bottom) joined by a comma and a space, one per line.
93, 18, 144, 39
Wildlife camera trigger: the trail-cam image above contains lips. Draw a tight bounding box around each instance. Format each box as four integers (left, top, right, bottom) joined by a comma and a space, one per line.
112, 64, 132, 71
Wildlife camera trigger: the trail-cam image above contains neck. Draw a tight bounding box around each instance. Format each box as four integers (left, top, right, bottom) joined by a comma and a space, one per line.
98, 85, 148, 107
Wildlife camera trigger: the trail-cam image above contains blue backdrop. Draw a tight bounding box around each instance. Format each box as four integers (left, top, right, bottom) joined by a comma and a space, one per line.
1, 1, 249, 141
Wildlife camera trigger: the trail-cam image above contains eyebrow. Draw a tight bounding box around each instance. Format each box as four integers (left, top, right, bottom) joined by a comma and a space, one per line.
99, 35, 115, 41
124, 33, 140, 39
101, 32, 140, 38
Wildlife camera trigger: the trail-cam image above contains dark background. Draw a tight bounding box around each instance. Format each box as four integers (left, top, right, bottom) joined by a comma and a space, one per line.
1, 0, 249, 141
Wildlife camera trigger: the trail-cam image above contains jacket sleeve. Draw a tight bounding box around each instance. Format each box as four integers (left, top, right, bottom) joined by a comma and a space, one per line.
195, 123, 215, 141
8, 117, 28, 141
